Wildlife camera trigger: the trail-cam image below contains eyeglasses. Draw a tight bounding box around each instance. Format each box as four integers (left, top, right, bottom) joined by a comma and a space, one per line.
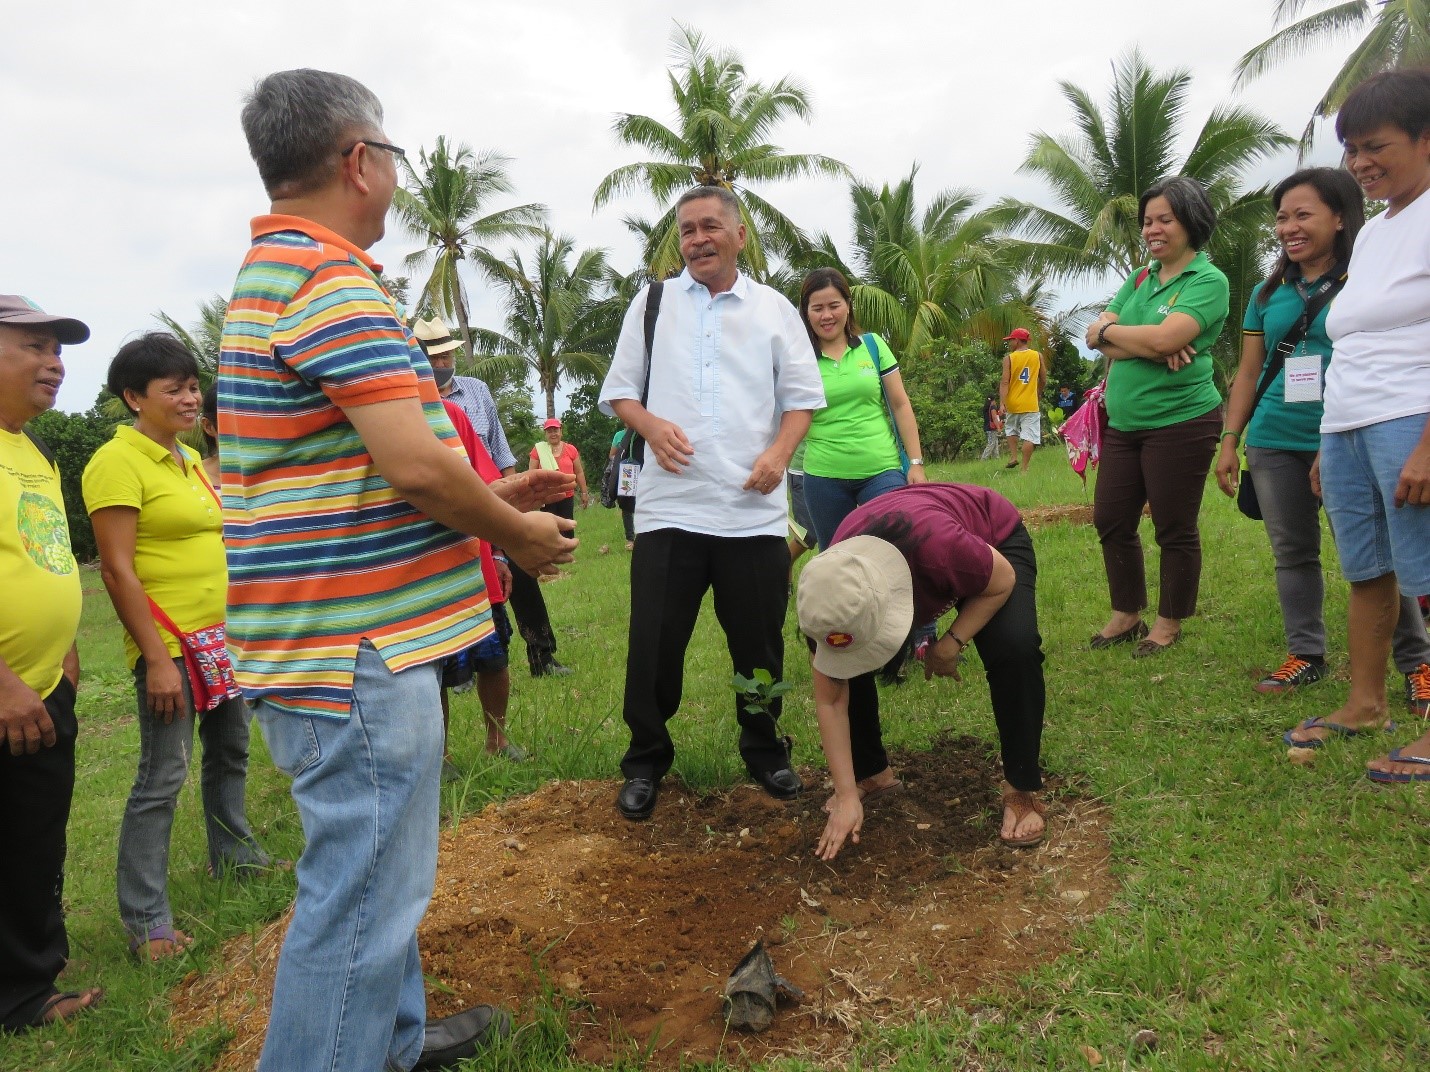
340, 140, 406, 161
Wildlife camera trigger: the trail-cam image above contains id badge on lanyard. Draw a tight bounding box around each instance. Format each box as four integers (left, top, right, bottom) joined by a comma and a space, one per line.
1282, 354, 1323, 403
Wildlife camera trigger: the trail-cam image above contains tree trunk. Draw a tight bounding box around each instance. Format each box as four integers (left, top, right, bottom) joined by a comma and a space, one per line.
454, 284, 474, 362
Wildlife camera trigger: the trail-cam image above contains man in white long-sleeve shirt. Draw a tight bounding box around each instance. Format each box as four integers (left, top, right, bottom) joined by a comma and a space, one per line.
599, 185, 825, 820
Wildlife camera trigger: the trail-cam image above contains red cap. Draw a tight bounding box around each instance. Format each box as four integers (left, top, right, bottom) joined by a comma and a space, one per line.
542, 418, 562, 430
1002, 328, 1030, 342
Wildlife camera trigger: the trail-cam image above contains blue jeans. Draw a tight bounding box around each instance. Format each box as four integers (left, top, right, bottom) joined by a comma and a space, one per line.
117, 657, 264, 940
1321, 412, 1430, 596
255, 642, 443, 1072
803, 468, 908, 551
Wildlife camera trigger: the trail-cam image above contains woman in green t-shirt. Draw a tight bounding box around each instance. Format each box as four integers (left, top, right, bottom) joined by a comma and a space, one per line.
797, 268, 927, 550
1215, 168, 1430, 697
1085, 176, 1229, 658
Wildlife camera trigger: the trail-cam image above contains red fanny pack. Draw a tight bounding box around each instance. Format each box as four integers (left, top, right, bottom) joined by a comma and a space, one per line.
147, 598, 241, 713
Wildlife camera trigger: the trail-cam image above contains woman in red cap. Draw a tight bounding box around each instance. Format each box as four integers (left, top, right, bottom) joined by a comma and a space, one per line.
528, 418, 589, 528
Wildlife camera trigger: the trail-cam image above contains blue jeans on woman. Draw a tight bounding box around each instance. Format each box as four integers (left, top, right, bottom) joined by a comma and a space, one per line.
117, 657, 265, 942
255, 641, 444, 1072
803, 468, 908, 551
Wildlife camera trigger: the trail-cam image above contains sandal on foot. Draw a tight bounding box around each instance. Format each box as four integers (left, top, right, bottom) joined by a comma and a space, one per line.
1283, 716, 1396, 750
129, 924, 192, 961
1090, 620, 1148, 650
30, 988, 102, 1028
1366, 747, 1430, 784
856, 777, 903, 803
999, 785, 1047, 848
1132, 633, 1180, 659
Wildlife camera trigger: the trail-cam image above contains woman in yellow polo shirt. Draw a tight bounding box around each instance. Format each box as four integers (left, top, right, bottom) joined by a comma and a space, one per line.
83, 334, 268, 961
1085, 176, 1229, 658
797, 268, 927, 550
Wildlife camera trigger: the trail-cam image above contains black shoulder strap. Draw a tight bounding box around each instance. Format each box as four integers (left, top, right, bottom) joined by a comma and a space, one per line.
1250, 274, 1345, 413
23, 428, 58, 471
639, 279, 664, 407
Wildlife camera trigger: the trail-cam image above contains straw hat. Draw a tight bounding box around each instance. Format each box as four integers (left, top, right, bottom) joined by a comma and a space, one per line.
797, 536, 913, 678
411, 316, 462, 356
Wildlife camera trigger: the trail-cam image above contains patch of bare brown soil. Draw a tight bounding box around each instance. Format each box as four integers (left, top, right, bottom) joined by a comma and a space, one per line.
171, 733, 1114, 1068
1019, 502, 1094, 529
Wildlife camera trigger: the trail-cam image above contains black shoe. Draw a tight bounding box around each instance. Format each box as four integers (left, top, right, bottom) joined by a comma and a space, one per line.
754, 767, 803, 800
412, 1005, 511, 1071
617, 777, 659, 820
531, 660, 573, 678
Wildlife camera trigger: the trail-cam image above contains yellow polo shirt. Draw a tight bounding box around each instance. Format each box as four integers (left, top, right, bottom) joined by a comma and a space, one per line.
82, 425, 227, 668
0, 428, 82, 695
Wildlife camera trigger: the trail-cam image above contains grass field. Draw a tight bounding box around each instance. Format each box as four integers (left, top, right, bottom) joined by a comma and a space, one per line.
4, 451, 1427, 1071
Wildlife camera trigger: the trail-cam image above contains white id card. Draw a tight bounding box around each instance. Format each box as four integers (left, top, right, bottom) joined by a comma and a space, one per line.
617, 461, 640, 497
1282, 354, 1323, 403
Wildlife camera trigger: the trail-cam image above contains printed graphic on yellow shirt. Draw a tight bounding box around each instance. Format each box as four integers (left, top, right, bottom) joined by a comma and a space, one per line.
18, 489, 75, 575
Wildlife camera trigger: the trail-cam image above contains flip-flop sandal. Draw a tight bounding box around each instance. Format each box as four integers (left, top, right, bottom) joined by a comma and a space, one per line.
1000, 789, 1047, 848
30, 988, 103, 1028
129, 924, 192, 961
1366, 747, 1430, 784
1284, 716, 1397, 749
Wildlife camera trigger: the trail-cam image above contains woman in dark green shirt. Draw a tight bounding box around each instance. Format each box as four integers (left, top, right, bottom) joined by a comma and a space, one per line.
1086, 176, 1229, 658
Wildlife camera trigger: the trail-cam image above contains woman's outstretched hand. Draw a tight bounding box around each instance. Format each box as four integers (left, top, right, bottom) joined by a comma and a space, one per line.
816, 791, 864, 861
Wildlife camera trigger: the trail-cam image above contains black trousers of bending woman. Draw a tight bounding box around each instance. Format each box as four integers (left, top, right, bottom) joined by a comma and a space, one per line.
845, 523, 1045, 791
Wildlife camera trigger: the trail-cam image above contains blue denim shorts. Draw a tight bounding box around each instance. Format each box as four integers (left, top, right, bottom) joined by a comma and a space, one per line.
1321, 412, 1430, 596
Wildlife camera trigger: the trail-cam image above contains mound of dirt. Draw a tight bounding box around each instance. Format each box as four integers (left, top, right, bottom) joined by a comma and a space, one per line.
170, 733, 1113, 1068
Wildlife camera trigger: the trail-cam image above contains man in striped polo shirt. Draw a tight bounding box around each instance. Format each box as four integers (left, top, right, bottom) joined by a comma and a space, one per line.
221, 69, 576, 1072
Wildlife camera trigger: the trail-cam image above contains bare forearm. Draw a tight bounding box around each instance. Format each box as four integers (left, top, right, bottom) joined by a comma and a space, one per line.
891, 398, 923, 460
769, 410, 813, 466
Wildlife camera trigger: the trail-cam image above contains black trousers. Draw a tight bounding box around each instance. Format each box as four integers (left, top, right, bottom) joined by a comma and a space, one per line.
0, 676, 77, 1033
506, 565, 558, 673
846, 524, 1046, 792
620, 529, 789, 781
1093, 405, 1221, 619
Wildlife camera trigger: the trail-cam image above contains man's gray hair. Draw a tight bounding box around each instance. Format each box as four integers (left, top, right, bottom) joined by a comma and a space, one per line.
241, 69, 385, 198
675, 184, 744, 222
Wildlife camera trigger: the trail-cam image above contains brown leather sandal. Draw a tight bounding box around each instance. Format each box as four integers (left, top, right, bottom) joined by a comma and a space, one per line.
1000, 783, 1047, 848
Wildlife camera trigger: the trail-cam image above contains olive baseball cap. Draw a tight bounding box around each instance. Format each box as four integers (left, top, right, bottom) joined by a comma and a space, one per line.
0, 295, 90, 344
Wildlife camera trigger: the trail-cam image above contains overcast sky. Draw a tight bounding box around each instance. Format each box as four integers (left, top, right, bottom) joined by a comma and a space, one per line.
3, 0, 1353, 413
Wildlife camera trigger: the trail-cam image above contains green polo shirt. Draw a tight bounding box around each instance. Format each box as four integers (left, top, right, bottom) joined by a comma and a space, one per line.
1241, 272, 1340, 453
1104, 251, 1228, 431
804, 334, 902, 479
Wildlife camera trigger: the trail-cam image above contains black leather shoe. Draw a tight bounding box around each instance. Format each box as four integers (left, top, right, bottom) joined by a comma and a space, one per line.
754, 767, 803, 800
616, 777, 659, 820
531, 660, 573, 678
412, 1004, 511, 1071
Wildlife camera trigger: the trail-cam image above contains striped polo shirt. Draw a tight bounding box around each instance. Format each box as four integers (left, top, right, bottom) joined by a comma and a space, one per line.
218, 214, 491, 718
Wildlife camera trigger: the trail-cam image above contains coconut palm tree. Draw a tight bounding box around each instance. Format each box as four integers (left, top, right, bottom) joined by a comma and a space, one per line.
1234, 1, 1430, 146
993, 49, 1291, 315
804, 171, 1041, 358
155, 295, 228, 379
592, 23, 849, 279
393, 136, 546, 352
471, 231, 621, 419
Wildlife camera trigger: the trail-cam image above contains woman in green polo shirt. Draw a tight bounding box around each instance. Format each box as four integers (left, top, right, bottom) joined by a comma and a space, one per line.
1085, 176, 1229, 658
797, 267, 927, 550
83, 334, 268, 961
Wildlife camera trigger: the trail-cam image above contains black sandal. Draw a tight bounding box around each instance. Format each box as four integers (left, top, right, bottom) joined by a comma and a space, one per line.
1089, 620, 1148, 649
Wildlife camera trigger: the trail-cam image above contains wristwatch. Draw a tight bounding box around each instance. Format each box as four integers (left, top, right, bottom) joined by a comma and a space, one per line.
908, 458, 923, 466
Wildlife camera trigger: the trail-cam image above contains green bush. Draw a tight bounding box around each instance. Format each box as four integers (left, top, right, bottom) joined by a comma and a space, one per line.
28, 402, 123, 563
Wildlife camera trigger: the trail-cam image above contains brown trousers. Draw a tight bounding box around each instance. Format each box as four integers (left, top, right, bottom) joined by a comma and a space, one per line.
1093, 405, 1221, 620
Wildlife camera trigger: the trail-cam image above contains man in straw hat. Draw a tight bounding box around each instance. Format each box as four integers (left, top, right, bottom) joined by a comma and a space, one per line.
0, 295, 103, 1032
797, 482, 1049, 860
413, 315, 575, 679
